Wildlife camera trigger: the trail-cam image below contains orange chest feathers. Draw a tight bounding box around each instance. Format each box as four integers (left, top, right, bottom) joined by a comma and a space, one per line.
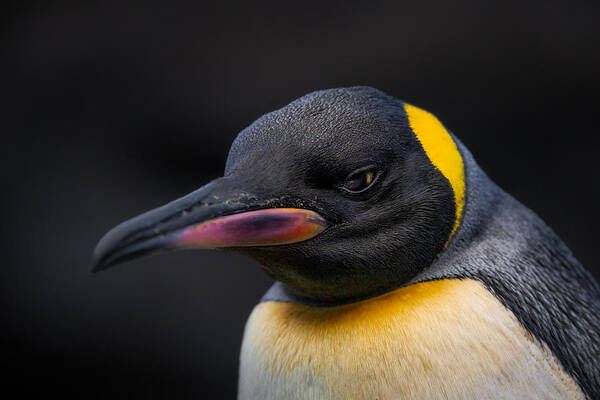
238, 279, 584, 400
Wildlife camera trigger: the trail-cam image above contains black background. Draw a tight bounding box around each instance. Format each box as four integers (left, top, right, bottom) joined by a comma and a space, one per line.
4, 1, 600, 398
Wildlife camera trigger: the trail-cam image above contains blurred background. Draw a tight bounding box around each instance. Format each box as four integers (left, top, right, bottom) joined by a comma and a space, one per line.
4, 0, 600, 398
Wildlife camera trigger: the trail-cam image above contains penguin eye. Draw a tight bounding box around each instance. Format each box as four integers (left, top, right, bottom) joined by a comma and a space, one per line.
341, 168, 379, 193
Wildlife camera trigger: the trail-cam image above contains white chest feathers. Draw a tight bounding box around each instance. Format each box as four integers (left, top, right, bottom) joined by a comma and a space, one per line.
238, 279, 584, 400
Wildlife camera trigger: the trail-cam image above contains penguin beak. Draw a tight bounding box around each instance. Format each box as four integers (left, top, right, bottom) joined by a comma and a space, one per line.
90, 178, 328, 273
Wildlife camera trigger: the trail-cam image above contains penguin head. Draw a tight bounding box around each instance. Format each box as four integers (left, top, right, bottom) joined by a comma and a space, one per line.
91, 87, 464, 303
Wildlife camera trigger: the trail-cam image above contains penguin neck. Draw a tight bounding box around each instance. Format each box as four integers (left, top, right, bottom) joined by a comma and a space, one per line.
261, 246, 455, 308
260, 241, 460, 308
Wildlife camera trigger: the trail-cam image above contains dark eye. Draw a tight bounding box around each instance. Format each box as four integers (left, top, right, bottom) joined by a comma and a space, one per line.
341, 168, 379, 193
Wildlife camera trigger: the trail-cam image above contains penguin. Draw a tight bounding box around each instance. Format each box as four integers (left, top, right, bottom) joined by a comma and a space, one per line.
91, 87, 600, 399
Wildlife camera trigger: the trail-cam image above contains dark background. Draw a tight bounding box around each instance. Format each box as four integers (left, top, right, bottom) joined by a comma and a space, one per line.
4, 1, 600, 398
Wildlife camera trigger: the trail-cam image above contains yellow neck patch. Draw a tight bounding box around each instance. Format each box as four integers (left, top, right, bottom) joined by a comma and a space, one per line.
404, 104, 465, 238
239, 279, 584, 399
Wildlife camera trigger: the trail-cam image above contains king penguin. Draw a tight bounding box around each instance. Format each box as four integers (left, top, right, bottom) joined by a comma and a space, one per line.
91, 87, 600, 399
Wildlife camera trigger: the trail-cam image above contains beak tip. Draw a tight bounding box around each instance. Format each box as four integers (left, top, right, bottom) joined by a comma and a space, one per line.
89, 266, 101, 273
89, 240, 119, 273
89, 253, 108, 273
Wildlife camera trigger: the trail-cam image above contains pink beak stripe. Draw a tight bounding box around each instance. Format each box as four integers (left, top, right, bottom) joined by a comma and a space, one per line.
174, 208, 327, 249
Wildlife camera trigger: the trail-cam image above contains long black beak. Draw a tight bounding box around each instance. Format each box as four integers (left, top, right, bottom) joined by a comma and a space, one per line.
90, 178, 327, 273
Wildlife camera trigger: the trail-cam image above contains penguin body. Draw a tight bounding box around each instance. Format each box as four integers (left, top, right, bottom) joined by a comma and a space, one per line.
91, 87, 600, 399
240, 280, 583, 399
